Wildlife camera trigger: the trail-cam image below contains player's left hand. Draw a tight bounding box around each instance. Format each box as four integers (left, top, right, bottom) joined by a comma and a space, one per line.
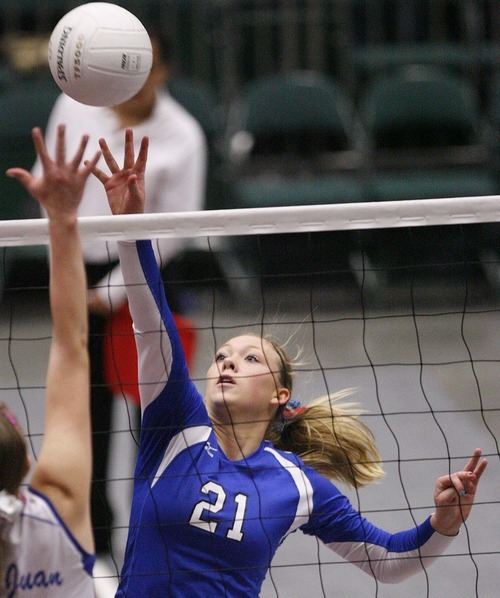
6, 124, 100, 219
430, 448, 487, 536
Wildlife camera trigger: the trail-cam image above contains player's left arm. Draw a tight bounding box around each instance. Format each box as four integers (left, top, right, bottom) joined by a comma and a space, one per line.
304, 452, 487, 583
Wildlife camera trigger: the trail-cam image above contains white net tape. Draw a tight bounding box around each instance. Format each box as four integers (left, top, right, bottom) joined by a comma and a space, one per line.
0, 195, 498, 246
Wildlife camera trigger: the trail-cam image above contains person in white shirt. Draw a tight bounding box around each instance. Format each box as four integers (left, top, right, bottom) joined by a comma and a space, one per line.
32, 27, 207, 555
0, 124, 100, 596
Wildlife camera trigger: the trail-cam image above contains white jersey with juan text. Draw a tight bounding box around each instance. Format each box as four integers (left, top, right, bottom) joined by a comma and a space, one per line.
2, 487, 94, 597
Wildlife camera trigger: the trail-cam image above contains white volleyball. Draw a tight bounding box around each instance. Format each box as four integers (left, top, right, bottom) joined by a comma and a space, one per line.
48, 2, 152, 106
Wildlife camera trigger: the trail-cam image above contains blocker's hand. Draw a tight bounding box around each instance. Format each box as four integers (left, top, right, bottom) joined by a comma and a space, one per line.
6, 124, 100, 219
430, 448, 487, 536
89, 128, 148, 216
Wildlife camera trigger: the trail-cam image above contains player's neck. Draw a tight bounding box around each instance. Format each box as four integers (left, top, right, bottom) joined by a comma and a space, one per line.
213, 421, 267, 461
112, 97, 156, 129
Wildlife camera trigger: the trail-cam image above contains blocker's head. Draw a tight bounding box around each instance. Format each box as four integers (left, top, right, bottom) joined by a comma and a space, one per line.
0, 404, 29, 495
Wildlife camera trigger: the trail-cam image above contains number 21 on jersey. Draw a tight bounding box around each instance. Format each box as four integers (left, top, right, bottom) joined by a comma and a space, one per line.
189, 481, 248, 541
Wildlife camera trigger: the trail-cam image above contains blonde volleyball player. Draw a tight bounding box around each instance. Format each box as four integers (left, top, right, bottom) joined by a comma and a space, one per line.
92, 128, 488, 596
0, 125, 100, 596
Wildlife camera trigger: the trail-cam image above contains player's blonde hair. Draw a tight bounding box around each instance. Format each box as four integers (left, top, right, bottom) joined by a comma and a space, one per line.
266, 390, 385, 487
261, 337, 385, 488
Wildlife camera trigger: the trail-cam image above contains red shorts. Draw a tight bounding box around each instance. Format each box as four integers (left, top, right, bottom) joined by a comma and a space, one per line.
103, 304, 197, 405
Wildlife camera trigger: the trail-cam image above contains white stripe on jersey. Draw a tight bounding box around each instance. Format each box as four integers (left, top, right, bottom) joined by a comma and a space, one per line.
265, 447, 314, 535
151, 426, 212, 487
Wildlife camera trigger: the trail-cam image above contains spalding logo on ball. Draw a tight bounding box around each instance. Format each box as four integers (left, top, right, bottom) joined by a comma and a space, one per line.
48, 2, 153, 107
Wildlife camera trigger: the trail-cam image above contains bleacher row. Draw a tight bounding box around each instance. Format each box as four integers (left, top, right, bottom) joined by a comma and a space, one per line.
1, 66, 496, 209
0, 64, 498, 297
210, 67, 499, 293
1, 2, 499, 105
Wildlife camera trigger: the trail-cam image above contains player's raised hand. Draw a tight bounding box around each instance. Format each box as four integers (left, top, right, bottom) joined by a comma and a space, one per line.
89, 127, 148, 216
6, 124, 100, 219
430, 448, 487, 536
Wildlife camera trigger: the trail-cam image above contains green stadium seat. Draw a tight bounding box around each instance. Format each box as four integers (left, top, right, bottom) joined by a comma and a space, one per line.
359, 66, 489, 174
227, 70, 364, 208
223, 70, 367, 286
354, 66, 498, 291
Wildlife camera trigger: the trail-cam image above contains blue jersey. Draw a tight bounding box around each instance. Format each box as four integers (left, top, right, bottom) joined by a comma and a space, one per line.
116, 240, 453, 597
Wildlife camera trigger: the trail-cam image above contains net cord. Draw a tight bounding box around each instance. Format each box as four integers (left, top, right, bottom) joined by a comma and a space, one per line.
0, 195, 498, 247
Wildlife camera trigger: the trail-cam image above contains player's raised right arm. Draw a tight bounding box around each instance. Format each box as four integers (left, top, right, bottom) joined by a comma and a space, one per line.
90, 129, 181, 413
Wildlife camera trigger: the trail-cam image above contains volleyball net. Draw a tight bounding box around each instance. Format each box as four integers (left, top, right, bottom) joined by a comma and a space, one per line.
0, 196, 498, 596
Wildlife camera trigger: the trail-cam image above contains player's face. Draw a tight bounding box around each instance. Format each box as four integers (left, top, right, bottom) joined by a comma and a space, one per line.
205, 335, 289, 421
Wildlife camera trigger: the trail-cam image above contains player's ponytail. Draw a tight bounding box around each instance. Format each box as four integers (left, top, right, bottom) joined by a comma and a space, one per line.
267, 390, 385, 487
260, 332, 385, 487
